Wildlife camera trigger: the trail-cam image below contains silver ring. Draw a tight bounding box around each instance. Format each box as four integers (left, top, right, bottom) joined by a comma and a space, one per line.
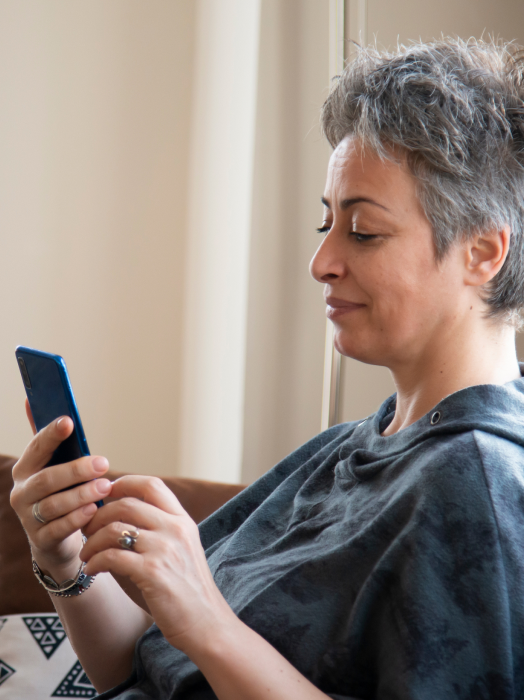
32, 502, 47, 525
118, 529, 139, 551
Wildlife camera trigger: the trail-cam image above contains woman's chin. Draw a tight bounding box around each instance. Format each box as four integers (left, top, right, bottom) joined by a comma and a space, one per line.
333, 332, 387, 366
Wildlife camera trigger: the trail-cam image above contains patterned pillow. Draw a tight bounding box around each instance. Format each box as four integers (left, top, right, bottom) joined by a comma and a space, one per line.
0, 613, 97, 698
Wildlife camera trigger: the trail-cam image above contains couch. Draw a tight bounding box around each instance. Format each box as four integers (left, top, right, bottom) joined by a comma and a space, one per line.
0, 453, 245, 698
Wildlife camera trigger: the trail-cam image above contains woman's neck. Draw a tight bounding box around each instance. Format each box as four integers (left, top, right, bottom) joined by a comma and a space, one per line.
382, 317, 521, 436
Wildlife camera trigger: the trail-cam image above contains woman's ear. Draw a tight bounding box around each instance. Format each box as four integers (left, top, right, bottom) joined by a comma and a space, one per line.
463, 225, 510, 287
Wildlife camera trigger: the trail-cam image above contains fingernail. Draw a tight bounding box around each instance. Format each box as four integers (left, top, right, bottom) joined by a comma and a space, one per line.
95, 479, 111, 494
92, 457, 109, 473
83, 503, 97, 515
57, 417, 66, 429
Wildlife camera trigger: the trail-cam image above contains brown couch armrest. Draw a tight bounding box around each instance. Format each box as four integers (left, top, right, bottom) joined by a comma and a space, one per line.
0, 454, 54, 614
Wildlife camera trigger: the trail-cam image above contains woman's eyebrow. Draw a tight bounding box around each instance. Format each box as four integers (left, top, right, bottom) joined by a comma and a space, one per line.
320, 196, 391, 213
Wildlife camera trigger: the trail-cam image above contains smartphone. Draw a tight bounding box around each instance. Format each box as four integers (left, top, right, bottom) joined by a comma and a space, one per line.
15, 346, 103, 507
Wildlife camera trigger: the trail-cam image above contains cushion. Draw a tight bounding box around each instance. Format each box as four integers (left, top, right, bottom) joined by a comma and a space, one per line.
0, 612, 96, 698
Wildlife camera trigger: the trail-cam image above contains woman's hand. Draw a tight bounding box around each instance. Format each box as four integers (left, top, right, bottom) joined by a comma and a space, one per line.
10, 401, 112, 579
80, 475, 236, 655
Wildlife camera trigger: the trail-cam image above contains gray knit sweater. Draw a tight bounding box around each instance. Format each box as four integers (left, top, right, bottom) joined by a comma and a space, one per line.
99, 376, 524, 699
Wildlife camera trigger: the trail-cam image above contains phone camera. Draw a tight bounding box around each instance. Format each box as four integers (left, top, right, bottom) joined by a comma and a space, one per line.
17, 357, 32, 389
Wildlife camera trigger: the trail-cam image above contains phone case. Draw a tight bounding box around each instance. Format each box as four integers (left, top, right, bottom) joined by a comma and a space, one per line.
15, 346, 103, 506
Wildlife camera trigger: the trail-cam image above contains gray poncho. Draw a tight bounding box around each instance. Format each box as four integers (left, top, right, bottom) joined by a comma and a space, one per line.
99, 376, 524, 699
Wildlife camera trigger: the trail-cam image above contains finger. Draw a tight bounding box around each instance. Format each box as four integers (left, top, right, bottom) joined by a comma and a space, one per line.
31, 503, 100, 552
83, 495, 170, 537
81, 521, 145, 563
25, 399, 36, 435
12, 454, 109, 517
82, 547, 142, 580
32, 475, 112, 524
109, 475, 185, 516
13, 416, 74, 481
25, 455, 110, 506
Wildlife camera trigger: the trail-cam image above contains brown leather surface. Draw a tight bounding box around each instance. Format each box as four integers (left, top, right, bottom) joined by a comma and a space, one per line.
0, 457, 245, 616
0, 454, 54, 614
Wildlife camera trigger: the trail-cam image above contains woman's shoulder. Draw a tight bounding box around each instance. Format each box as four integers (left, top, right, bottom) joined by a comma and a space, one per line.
416, 423, 524, 487
393, 427, 524, 548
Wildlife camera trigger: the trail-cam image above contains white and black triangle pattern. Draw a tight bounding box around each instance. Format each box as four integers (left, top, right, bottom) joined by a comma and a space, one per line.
23, 615, 67, 659
0, 658, 16, 687
51, 660, 96, 697
0, 618, 6, 634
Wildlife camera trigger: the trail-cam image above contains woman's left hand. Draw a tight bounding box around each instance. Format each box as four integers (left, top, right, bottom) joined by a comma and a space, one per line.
81, 476, 235, 655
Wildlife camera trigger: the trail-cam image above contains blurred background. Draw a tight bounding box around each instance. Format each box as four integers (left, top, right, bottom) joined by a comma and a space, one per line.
1, 0, 523, 484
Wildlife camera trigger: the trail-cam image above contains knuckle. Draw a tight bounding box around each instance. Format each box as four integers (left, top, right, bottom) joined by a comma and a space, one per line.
11, 458, 22, 480
44, 493, 69, 522
31, 469, 49, 494
110, 521, 125, 536
170, 519, 183, 537
119, 498, 137, 520
70, 485, 85, 509
143, 558, 163, 580
61, 512, 82, 538
105, 548, 120, 564
172, 516, 193, 537
71, 460, 86, 482
76, 478, 96, 504
26, 432, 48, 462
144, 476, 164, 498
84, 480, 102, 504
149, 476, 164, 490
9, 485, 21, 511
42, 498, 57, 521
31, 468, 59, 500
178, 525, 194, 548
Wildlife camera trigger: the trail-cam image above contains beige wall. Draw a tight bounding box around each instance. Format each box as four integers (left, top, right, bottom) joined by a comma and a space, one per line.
178, 0, 262, 484
241, 0, 331, 483
0, 1, 195, 475
179, 0, 332, 484
338, 0, 524, 424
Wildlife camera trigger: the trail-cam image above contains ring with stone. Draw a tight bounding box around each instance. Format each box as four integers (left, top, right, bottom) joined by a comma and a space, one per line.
118, 528, 139, 551
32, 502, 47, 525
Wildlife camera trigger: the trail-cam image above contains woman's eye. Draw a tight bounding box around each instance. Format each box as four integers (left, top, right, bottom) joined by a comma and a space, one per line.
350, 232, 378, 243
316, 225, 331, 235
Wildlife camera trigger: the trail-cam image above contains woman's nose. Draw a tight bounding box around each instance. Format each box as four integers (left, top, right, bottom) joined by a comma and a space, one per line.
309, 230, 346, 283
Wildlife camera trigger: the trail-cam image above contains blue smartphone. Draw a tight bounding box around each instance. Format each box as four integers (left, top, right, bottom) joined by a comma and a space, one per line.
15, 346, 103, 507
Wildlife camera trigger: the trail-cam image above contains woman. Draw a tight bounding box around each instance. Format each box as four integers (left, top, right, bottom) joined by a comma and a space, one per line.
10, 38, 524, 699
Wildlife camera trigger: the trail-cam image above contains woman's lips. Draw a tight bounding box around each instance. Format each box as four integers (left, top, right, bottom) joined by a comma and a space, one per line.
325, 296, 366, 320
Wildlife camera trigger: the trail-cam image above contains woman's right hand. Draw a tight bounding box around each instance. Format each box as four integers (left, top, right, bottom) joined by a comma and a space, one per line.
9, 401, 112, 580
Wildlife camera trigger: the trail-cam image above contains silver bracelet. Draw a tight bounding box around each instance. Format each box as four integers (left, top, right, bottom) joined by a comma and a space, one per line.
32, 535, 96, 598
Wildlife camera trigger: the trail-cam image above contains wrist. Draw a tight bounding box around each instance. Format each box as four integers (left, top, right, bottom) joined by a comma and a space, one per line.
32, 555, 83, 583
31, 534, 85, 583
178, 607, 245, 664
32, 535, 96, 598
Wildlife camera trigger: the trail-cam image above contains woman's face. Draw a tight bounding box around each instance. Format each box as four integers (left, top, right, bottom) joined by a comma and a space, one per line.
310, 136, 470, 369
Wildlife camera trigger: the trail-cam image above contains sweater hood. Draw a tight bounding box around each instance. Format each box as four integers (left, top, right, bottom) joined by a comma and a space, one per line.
336, 368, 524, 482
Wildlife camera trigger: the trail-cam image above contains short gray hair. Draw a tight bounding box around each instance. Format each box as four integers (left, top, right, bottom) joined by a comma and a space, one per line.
321, 38, 524, 321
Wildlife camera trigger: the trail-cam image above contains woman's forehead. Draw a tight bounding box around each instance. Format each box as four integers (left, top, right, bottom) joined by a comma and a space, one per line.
324, 138, 417, 213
